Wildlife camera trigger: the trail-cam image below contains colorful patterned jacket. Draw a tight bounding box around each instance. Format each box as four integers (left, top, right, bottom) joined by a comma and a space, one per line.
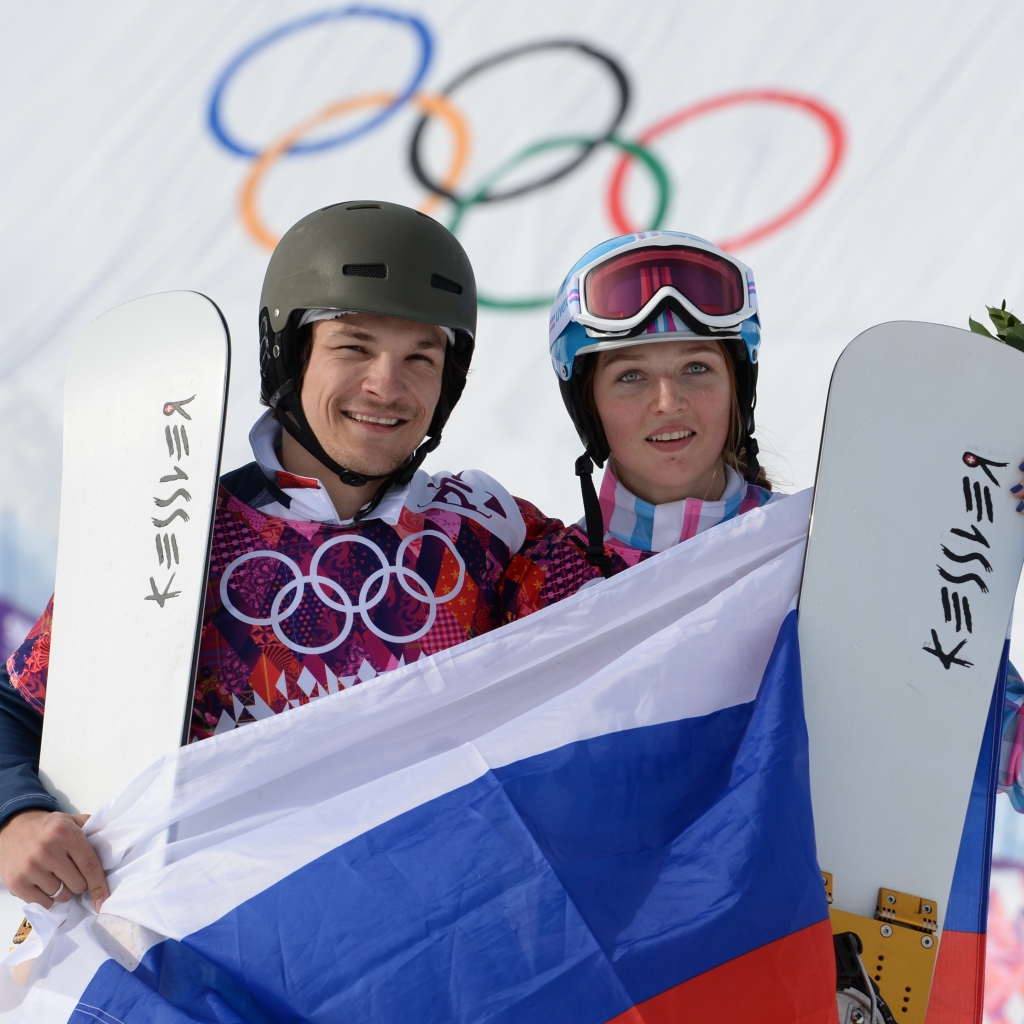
9, 466, 560, 742
7, 445, 777, 745
7, 412, 581, 743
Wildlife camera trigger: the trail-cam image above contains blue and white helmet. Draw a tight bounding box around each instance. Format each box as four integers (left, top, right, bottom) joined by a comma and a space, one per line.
548, 230, 761, 383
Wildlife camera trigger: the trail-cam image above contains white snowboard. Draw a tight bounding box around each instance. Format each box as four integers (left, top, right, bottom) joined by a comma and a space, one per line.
37, 291, 229, 815
799, 320, 1024, 936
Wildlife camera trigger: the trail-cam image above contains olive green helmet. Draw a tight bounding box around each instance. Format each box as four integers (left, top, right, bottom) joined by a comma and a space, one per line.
259, 201, 477, 504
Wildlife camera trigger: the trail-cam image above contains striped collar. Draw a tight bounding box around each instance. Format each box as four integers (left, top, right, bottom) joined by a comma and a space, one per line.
599, 462, 776, 553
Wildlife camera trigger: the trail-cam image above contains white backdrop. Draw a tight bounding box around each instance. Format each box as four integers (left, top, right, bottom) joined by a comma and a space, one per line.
2, 0, 1024, 623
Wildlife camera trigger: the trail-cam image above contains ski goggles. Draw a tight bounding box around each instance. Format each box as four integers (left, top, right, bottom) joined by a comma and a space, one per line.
548, 232, 760, 380
569, 236, 756, 337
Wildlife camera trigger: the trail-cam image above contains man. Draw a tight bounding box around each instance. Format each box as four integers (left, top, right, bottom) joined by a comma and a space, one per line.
0, 201, 565, 912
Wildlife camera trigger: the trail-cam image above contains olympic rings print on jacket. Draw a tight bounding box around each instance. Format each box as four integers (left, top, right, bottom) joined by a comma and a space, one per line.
209, 5, 847, 310
220, 530, 467, 653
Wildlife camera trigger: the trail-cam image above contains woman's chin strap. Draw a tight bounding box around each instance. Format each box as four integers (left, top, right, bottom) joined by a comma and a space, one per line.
743, 436, 762, 484
574, 453, 615, 579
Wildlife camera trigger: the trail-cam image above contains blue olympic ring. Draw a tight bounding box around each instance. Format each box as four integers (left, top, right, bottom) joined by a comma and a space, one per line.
208, 6, 433, 158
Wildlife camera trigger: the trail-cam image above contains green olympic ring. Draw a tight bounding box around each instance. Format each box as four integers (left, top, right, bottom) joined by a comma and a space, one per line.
447, 136, 671, 311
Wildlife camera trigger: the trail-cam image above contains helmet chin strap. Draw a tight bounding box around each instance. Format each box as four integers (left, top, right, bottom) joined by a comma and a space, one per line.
270, 379, 385, 487
574, 452, 616, 579
743, 437, 762, 484
269, 377, 441, 520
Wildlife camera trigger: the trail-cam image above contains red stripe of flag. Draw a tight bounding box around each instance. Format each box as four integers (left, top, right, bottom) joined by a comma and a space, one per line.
605, 919, 836, 1024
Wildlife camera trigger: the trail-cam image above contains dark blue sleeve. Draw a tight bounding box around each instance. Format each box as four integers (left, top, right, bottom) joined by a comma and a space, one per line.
0, 665, 57, 827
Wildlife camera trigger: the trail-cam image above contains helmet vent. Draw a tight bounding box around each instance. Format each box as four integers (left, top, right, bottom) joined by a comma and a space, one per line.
431, 273, 463, 295
344, 203, 381, 211
343, 264, 387, 279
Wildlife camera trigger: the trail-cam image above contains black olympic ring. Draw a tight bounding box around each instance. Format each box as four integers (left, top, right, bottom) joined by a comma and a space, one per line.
408, 39, 630, 205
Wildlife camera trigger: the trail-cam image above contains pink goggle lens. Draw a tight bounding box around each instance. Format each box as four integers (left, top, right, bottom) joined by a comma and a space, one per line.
585, 246, 746, 320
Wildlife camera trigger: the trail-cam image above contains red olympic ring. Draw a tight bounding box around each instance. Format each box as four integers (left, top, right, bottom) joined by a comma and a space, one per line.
607, 89, 846, 251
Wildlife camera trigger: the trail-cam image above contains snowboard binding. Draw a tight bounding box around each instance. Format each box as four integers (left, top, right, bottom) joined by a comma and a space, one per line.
835, 931, 896, 1024
825, 873, 939, 1024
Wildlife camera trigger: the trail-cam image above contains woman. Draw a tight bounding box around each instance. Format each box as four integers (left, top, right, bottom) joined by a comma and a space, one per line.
505, 230, 1024, 1016
504, 230, 774, 610
503, 230, 1024, 806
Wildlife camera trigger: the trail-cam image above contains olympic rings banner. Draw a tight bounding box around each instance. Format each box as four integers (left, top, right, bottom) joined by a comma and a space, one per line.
213, 11, 844, 310
2, 0, 1024, 626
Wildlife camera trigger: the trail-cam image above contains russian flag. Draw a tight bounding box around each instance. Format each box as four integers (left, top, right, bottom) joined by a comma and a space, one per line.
1, 491, 836, 1023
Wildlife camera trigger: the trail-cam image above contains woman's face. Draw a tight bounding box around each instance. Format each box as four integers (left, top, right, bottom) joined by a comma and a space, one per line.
592, 339, 734, 505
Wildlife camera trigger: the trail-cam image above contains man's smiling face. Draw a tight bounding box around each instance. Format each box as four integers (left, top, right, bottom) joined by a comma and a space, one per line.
299, 312, 448, 480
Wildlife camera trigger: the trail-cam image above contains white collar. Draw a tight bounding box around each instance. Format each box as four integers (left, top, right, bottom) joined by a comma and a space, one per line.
247, 410, 410, 526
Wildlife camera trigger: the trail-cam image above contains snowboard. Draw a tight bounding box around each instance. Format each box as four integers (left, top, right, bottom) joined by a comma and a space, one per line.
798, 321, 1024, 1023
37, 291, 230, 815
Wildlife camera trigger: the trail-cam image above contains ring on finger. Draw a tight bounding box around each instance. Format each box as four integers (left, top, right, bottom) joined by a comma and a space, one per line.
46, 881, 65, 901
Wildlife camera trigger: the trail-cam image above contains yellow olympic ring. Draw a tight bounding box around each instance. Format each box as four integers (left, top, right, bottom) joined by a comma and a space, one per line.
239, 91, 470, 249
